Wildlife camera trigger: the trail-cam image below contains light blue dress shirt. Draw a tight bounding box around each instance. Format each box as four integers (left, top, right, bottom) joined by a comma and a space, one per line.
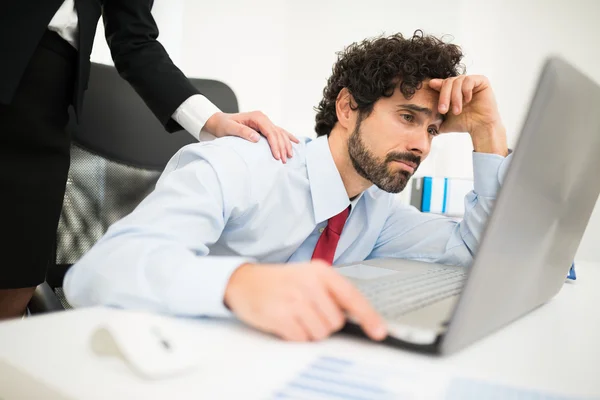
64, 135, 511, 317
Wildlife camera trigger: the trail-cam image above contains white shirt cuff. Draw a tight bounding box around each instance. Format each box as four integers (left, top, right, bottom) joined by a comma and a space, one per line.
472, 151, 513, 198
171, 94, 222, 141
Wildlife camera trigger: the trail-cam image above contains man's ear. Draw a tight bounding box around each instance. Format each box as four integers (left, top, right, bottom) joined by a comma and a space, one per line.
335, 88, 357, 130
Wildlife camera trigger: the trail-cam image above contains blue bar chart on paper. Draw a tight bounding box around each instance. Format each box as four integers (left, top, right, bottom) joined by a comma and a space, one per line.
270, 355, 595, 400
271, 355, 414, 400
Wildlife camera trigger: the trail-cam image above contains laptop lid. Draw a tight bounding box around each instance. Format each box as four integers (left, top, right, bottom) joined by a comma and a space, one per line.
441, 57, 600, 354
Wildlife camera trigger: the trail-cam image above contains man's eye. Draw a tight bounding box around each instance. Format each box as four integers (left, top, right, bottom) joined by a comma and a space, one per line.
402, 114, 414, 122
428, 127, 439, 136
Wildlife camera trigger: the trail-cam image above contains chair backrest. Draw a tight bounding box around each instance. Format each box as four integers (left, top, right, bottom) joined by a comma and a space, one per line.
48, 62, 239, 288
68, 62, 239, 169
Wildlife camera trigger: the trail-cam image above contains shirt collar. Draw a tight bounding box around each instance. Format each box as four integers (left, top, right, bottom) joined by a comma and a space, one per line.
306, 135, 351, 224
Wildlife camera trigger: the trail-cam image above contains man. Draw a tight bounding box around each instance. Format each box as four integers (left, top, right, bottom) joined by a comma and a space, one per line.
0, 1, 296, 319
64, 31, 511, 342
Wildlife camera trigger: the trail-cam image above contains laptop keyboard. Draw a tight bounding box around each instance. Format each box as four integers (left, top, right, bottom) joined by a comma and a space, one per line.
356, 268, 468, 320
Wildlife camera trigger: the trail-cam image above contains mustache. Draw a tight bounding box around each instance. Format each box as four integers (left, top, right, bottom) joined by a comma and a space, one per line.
385, 152, 421, 168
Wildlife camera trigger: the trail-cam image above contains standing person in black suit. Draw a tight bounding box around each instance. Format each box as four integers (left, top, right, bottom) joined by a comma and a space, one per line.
0, 0, 298, 319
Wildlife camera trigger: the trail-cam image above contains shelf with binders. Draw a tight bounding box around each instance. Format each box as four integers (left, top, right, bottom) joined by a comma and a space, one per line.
409, 176, 474, 218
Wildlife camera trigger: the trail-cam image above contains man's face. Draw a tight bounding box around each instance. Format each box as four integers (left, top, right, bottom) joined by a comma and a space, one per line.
348, 82, 443, 193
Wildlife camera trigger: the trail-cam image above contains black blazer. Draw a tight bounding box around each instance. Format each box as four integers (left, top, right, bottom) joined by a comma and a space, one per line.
0, 0, 200, 132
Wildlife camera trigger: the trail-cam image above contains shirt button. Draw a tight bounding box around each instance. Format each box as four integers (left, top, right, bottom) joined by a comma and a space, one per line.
319, 227, 325, 233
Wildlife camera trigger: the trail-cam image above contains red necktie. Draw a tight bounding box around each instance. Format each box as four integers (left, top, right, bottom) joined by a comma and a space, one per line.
311, 206, 350, 264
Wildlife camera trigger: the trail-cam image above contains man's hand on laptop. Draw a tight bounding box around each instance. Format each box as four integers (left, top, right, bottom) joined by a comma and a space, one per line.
428, 75, 508, 157
224, 260, 388, 342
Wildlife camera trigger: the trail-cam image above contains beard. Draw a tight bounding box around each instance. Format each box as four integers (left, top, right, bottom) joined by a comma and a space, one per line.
348, 120, 421, 194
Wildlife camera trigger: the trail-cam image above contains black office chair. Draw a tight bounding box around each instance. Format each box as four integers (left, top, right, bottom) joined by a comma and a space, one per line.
28, 62, 239, 313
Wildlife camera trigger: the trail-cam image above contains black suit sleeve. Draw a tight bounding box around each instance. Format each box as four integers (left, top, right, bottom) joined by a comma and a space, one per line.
102, 0, 200, 133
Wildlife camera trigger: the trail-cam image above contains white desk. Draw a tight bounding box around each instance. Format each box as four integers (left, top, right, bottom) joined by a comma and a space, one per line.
1, 262, 599, 399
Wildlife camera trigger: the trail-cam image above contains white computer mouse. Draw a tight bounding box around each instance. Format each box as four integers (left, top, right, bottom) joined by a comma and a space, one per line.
90, 310, 199, 380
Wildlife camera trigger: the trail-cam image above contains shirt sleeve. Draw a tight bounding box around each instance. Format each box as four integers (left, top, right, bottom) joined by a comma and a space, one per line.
368, 152, 512, 266
63, 143, 254, 317
172, 94, 222, 141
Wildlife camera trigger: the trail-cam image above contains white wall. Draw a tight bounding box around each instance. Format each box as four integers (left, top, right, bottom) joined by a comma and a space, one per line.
93, 0, 600, 262
180, 0, 288, 125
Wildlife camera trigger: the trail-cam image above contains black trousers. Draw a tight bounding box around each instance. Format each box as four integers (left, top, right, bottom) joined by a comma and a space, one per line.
0, 31, 76, 288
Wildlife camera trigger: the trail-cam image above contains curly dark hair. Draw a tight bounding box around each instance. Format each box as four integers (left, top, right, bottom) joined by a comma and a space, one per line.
314, 30, 465, 136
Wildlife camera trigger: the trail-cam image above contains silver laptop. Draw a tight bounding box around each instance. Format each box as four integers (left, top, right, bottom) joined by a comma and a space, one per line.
336, 56, 600, 355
